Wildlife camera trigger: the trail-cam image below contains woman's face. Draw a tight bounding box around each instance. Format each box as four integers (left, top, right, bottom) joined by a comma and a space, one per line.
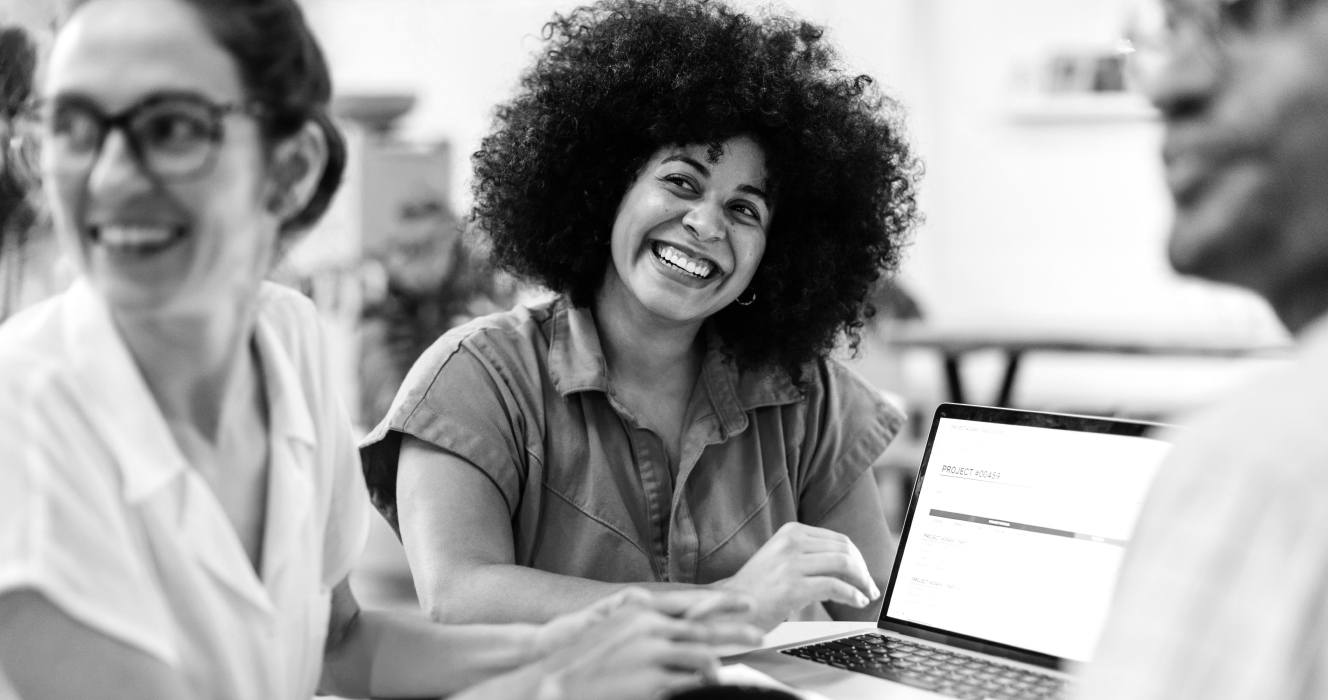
42, 0, 281, 317
605, 136, 772, 325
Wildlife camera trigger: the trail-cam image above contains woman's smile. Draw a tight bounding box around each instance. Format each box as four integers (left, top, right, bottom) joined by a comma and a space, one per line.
649, 240, 722, 284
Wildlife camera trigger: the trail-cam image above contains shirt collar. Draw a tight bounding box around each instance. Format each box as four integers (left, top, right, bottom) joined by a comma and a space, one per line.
63, 278, 191, 503
546, 297, 803, 435
254, 309, 317, 450
62, 279, 317, 505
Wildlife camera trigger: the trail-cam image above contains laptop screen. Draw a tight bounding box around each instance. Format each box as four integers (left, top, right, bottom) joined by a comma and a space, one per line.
883, 408, 1171, 664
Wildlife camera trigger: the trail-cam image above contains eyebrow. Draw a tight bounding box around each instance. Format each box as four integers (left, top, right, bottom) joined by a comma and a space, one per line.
662, 154, 710, 176
662, 154, 771, 205
737, 183, 770, 204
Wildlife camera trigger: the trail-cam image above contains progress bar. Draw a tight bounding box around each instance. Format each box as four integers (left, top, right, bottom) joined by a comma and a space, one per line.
928, 509, 1127, 547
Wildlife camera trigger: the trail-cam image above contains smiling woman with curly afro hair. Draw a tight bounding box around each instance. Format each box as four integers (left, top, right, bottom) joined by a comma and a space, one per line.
361, 0, 924, 631
475, 0, 919, 377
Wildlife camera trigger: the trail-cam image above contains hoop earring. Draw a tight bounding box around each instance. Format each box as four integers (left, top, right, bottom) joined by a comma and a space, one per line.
736, 289, 756, 306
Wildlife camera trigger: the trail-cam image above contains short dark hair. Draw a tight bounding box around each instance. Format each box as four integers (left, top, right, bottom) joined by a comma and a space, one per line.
65, 0, 345, 237
472, 0, 921, 380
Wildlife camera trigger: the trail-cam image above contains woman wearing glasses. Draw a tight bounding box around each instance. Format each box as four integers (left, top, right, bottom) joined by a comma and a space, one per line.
361, 0, 920, 632
0, 0, 758, 698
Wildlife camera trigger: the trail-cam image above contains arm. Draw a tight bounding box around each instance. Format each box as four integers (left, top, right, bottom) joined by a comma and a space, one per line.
398, 436, 880, 629
811, 467, 896, 622
319, 575, 543, 698
397, 436, 697, 624
0, 590, 196, 700
319, 578, 764, 700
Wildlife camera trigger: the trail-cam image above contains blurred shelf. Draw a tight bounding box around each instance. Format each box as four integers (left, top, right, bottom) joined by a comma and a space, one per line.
1006, 92, 1158, 124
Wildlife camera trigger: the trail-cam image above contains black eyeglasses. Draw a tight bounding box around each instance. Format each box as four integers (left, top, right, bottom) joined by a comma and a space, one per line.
26, 91, 265, 181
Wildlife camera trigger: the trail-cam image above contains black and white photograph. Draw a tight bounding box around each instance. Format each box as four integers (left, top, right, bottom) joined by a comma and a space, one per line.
0, 0, 1321, 699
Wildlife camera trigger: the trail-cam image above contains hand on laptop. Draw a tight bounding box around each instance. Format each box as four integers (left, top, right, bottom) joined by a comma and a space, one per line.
530, 590, 765, 700
718, 522, 881, 631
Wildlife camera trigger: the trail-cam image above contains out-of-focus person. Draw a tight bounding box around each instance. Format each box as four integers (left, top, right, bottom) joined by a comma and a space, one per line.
358, 190, 514, 426
0, 0, 759, 699
1078, 1, 1328, 699
360, 0, 921, 632
0, 24, 41, 319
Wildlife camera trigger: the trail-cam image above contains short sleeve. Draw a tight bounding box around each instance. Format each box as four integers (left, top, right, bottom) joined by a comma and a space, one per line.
795, 360, 905, 526
360, 332, 530, 533
0, 369, 177, 666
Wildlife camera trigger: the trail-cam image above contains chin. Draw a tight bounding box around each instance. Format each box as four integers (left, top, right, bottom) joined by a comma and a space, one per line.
1167, 212, 1271, 290
635, 288, 711, 324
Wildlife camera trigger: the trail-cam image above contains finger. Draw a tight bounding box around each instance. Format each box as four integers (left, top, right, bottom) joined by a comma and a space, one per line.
803, 575, 874, 608
689, 621, 765, 647
680, 592, 756, 621
797, 532, 880, 599
601, 586, 655, 612
646, 641, 725, 674
645, 589, 729, 617
794, 552, 879, 599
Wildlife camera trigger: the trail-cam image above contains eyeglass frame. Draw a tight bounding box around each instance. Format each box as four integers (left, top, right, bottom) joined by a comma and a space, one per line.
1123, 0, 1309, 60
20, 90, 268, 183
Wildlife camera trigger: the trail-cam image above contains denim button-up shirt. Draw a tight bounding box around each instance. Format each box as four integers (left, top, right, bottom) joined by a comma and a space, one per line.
361, 297, 903, 584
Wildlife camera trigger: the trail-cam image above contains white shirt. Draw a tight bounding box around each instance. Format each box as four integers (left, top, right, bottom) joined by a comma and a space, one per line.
0, 279, 371, 700
1077, 313, 1328, 700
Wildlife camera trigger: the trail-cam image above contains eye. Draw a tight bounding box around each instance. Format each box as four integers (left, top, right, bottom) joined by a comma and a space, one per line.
131, 104, 215, 154
48, 104, 103, 154
659, 173, 699, 193
731, 201, 762, 222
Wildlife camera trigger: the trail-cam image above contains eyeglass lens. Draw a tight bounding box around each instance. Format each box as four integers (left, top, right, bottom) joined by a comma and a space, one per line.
44, 96, 226, 180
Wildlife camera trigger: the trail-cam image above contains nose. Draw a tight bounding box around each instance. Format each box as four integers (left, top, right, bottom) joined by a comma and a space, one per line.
682, 199, 727, 241
85, 128, 153, 200
1146, 25, 1223, 123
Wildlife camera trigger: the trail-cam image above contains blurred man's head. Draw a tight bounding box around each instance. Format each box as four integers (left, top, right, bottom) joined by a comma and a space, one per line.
1150, 0, 1328, 332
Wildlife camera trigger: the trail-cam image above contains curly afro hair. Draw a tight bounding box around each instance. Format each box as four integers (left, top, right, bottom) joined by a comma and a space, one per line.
472, 0, 921, 381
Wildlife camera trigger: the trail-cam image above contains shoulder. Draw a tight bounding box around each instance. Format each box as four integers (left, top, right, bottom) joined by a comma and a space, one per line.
0, 292, 80, 418
1163, 348, 1328, 489
0, 291, 70, 366
256, 281, 322, 345
402, 298, 557, 390
797, 356, 907, 436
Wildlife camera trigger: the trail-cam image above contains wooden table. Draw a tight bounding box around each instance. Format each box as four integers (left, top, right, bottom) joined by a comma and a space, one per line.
887, 324, 1290, 408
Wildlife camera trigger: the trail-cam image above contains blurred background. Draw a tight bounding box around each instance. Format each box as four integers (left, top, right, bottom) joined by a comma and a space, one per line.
0, 0, 1293, 612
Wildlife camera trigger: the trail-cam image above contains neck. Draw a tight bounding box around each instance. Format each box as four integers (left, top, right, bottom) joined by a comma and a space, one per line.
593, 278, 704, 387
112, 293, 261, 444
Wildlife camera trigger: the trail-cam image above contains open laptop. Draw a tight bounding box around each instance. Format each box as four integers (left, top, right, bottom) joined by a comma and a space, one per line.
729, 403, 1173, 699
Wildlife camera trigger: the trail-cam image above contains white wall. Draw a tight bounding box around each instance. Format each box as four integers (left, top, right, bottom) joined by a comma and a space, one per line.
304, 0, 1285, 351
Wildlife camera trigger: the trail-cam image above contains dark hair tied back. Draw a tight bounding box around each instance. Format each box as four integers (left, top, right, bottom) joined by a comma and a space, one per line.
67, 0, 346, 237
187, 0, 344, 236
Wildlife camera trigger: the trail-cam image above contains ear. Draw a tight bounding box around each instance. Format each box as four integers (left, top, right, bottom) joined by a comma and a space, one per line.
266, 120, 328, 223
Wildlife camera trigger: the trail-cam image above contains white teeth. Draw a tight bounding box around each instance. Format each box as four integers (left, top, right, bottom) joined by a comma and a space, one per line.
656, 243, 714, 278
98, 226, 178, 247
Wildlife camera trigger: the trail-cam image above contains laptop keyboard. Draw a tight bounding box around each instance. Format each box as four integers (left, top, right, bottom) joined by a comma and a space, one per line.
780, 633, 1071, 700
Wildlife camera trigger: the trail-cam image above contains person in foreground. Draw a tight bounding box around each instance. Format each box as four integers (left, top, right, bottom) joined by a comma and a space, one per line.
1078, 0, 1328, 698
360, 0, 921, 631
0, 0, 760, 698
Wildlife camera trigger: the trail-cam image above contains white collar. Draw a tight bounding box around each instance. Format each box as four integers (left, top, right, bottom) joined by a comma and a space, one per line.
62, 279, 317, 501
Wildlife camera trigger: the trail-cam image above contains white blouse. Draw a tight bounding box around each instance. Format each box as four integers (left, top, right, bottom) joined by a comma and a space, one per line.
0, 279, 370, 700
